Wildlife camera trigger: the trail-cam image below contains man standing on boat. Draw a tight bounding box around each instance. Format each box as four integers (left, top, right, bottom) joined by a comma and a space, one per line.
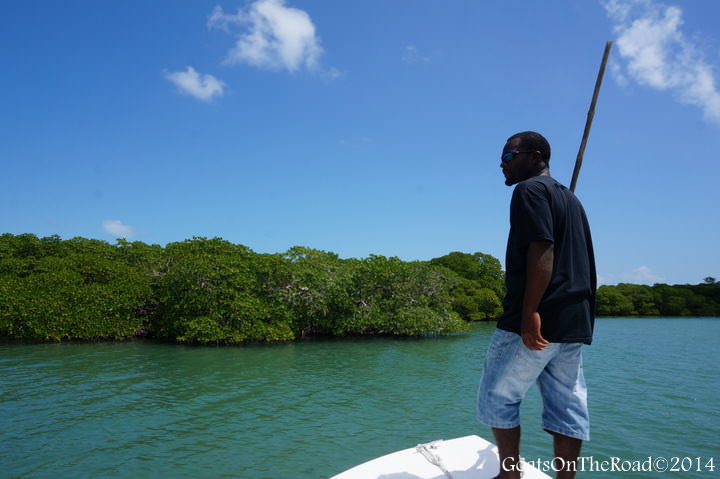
477, 131, 596, 479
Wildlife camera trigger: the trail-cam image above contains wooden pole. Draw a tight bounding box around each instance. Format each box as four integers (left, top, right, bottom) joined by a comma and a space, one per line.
570, 41, 613, 193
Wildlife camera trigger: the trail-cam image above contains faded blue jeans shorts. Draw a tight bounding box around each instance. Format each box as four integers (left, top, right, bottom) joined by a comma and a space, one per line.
476, 328, 590, 441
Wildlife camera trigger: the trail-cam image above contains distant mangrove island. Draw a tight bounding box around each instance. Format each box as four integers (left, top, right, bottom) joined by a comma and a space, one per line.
0, 233, 717, 344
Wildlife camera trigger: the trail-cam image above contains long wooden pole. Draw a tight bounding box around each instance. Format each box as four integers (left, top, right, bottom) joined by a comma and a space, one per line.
570, 41, 613, 193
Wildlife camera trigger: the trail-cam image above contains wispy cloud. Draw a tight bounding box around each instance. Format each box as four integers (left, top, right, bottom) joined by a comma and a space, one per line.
599, 265, 665, 285
603, 0, 720, 125
165, 66, 225, 102
402, 45, 430, 65
208, 0, 332, 75
625, 265, 664, 284
102, 219, 137, 238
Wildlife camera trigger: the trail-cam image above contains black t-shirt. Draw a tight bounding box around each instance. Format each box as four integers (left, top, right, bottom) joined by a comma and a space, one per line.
497, 175, 597, 344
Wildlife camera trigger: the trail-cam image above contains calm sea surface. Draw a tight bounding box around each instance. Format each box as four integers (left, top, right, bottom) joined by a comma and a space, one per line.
1, 318, 718, 479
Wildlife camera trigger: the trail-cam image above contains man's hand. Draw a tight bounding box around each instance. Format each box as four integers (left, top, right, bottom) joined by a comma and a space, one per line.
521, 311, 549, 350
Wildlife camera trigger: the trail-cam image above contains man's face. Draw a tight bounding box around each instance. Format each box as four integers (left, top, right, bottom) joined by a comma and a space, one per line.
500, 137, 534, 186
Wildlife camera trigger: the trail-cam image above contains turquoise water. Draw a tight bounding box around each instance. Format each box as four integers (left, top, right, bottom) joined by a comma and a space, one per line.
1, 318, 718, 478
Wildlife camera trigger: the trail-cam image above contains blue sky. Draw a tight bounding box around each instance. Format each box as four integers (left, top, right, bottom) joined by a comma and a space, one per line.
2, 0, 719, 285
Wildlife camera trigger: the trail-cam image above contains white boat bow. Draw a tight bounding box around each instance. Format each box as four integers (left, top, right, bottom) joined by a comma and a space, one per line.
330, 435, 551, 479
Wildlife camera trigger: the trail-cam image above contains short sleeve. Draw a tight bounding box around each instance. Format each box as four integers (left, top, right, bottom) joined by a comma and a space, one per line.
510, 180, 554, 246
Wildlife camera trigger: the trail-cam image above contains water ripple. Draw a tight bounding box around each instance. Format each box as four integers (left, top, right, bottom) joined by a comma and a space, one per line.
1, 319, 718, 479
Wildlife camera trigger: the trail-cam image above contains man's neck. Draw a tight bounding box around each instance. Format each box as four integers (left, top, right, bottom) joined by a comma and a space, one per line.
534, 167, 551, 178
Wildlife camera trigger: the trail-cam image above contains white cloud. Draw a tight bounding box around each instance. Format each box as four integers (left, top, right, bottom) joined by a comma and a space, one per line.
599, 265, 665, 285
603, 0, 720, 125
625, 265, 664, 284
603, 0, 636, 23
402, 45, 430, 65
102, 220, 137, 238
321, 66, 343, 80
165, 66, 225, 102
208, 0, 325, 73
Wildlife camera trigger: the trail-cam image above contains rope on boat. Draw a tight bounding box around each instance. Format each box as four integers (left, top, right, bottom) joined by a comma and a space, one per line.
416, 440, 454, 479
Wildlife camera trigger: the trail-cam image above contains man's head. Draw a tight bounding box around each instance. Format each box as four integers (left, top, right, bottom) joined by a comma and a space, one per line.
500, 131, 551, 186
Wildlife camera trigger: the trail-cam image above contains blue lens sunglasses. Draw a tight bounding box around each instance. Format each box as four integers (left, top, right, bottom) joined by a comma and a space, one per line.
501, 150, 536, 164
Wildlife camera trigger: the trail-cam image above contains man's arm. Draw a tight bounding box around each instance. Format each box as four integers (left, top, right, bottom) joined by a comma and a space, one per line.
521, 240, 554, 350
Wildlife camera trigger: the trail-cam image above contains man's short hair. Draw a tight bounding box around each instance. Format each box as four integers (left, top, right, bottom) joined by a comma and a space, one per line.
508, 131, 551, 165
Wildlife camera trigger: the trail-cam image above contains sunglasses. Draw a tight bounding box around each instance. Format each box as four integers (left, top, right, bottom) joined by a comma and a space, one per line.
501, 150, 535, 164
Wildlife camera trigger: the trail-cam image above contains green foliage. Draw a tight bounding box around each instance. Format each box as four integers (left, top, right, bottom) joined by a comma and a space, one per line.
0, 234, 153, 340
3, 233, 716, 343
151, 237, 294, 344
429, 252, 504, 294
276, 247, 355, 336
596, 281, 720, 317
596, 285, 634, 316
343, 256, 467, 335
275, 250, 467, 337
615, 284, 660, 316
429, 252, 505, 320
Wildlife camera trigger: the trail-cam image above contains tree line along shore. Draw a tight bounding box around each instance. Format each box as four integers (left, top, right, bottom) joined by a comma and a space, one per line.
0, 234, 717, 344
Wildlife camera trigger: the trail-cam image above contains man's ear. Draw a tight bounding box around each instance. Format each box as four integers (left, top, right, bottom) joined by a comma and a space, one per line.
529, 150, 543, 166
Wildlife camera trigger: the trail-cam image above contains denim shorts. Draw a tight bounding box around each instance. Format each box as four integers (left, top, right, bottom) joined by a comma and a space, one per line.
476, 328, 590, 441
